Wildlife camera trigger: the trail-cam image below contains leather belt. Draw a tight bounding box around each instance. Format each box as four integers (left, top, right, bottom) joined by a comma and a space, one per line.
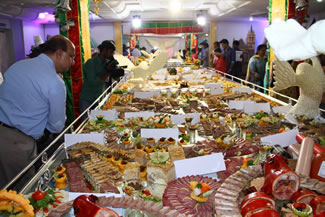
0, 121, 16, 130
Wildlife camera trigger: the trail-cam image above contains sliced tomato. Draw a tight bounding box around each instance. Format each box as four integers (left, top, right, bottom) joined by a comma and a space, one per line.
32, 190, 46, 201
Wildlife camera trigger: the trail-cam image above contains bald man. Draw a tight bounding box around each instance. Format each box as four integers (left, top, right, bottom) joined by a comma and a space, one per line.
0, 35, 75, 189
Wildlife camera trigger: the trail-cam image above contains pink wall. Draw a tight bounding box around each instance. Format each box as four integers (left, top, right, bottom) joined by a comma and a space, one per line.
22, 20, 44, 56
216, 19, 269, 52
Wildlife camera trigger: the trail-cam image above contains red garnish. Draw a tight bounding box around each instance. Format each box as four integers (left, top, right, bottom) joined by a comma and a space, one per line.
56, 166, 62, 171
136, 144, 142, 149
140, 166, 146, 172
147, 145, 152, 149
180, 139, 185, 143
294, 202, 307, 209
159, 138, 166, 142
43, 208, 49, 213
114, 157, 119, 161
32, 190, 46, 201
168, 137, 175, 142
124, 133, 129, 137
142, 190, 151, 196
107, 154, 112, 158
59, 173, 65, 178
121, 160, 127, 165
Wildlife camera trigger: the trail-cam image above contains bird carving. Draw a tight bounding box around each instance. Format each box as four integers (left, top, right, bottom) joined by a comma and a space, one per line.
273, 57, 325, 119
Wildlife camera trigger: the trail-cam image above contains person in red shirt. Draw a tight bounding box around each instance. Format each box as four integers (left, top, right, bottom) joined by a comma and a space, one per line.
191, 48, 198, 59
213, 48, 226, 73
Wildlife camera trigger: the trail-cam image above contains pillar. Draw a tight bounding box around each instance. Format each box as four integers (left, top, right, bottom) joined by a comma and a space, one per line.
209, 21, 217, 65
114, 22, 122, 54
58, 0, 91, 125
265, 0, 289, 90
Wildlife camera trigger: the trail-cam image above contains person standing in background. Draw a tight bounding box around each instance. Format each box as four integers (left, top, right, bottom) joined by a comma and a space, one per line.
232, 40, 242, 77
213, 48, 227, 73
191, 48, 198, 59
132, 45, 141, 59
122, 44, 129, 56
210, 41, 220, 67
198, 42, 204, 63
0, 35, 75, 189
220, 39, 236, 74
246, 44, 267, 87
202, 42, 209, 68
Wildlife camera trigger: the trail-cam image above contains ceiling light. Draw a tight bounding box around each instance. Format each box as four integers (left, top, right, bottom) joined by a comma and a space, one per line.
132, 15, 141, 28
170, 0, 182, 12
205, 33, 209, 37
317, 0, 323, 2
249, 16, 254, 21
197, 12, 206, 26
38, 13, 46, 19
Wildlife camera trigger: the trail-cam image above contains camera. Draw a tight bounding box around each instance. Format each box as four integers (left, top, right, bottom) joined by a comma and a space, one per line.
105, 56, 125, 78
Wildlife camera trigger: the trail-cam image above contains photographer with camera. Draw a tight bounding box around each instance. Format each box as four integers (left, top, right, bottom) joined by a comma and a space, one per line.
79, 40, 124, 119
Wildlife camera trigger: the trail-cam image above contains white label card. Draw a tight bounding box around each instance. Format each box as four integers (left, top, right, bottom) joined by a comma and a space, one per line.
141, 128, 179, 141
272, 104, 292, 114
174, 153, 226, 178
232, 87, 252, 94
210, 88, 224, 95
228, 100, 254, 110
204, 83, 222, 89
260, 128, 299, 147
318, 161, 325, 179
64, 133, 105, 147
171, 113, 200, 125
134, 91, 155, 99
244, 102, 271, 114
125, 111, 155, 119
89, 110, 118, 121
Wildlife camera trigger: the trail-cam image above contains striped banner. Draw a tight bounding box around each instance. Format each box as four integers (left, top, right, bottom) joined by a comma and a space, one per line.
131, 21, 204, 34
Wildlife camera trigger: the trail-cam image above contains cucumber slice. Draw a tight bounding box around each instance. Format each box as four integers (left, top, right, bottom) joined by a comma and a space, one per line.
149, 152, 169, 164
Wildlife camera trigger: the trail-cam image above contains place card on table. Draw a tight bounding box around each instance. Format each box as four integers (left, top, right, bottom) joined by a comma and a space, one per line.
89, 109, 118, 121
141, 128, 179, 141
210, 88, 224, 95
244, 102, 271, 114
272, 104, 292, 114
125, 111, 155, 119
232, 87, 252, 94
134, 91, 155, 99
171, 113, 200, 125
174, 153, 226, 178
228, 100, 254, 110
260, 128, 299, 147
204, 82, 222, 89
64, 133, 105, 148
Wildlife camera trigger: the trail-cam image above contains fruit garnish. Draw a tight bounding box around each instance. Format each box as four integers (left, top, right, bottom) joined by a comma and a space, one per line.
159, 137, 166, 142
136, 144, 142, 149
200, 182, 211, 193
121, 160, 127, 165
147, 145, 152, 149
56, 166, 62, 171
149, 152, 169, 164
168, 137, 175, 142
180, 139, 185, 143
59, 173, 65, 178
142, 190, 151, 196
114, 157, 120, 161
107, 154, 112, 158
291, 203, 312, 217
32, 190, 46, 201
140, 166, 146, 172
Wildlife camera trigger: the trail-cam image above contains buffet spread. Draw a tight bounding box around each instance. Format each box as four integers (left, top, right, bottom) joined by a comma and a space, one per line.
2, 66, 325, 217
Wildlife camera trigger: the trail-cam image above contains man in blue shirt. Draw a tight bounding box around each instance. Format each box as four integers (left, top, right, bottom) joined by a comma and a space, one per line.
0, 35, 75, 189
131, 45, 142, 59
220, 39, 236, 74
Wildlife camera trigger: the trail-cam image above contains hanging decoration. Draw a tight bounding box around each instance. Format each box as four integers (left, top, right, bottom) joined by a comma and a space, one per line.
56, 0, 72, 11
131, 21, 204, 34
93, 0, 103, 16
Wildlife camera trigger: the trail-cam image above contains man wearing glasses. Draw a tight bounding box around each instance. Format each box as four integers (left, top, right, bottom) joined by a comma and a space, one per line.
0, 35, 75, 189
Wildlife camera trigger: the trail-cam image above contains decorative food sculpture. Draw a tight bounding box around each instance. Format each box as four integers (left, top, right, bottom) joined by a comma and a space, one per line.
265, 19, 325, 119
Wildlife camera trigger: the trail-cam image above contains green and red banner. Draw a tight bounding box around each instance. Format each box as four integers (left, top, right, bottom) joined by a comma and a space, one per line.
58, 0, 91, 125
131, 21, 204, 34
